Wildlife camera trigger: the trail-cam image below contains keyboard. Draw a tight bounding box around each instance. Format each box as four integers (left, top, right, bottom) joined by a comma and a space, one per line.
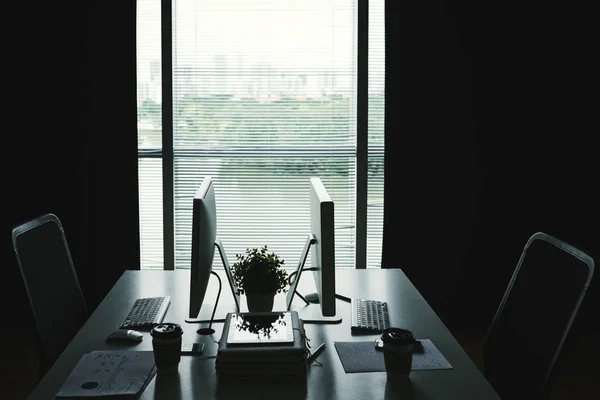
351, 298, 391, 334
120, 296, 171, 330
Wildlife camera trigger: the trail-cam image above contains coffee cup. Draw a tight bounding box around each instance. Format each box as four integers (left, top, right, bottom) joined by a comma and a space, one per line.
381, 328, 415, 376
151, 322, 183, 372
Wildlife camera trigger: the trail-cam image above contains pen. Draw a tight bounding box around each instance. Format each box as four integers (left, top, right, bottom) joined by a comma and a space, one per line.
308, 343, 326, 364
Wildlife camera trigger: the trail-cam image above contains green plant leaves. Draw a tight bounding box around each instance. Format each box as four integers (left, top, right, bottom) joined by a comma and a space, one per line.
231, 245, 288, 296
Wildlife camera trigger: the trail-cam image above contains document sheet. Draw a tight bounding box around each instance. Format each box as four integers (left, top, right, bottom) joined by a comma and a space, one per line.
56, 350, 156, 398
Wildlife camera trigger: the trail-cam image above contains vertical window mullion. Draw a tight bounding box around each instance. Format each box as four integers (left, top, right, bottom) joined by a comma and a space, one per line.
162, 0, 175, 270
356, 0, 368, 269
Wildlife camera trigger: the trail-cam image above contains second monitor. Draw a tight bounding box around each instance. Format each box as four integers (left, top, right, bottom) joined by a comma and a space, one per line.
307, 176, 336, 316
286, 177, 341, 323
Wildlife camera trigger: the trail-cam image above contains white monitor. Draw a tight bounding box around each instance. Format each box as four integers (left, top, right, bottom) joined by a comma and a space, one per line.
309, 177, 336, 316
285, 177, 340, 323
189, 176, 217, 319
187, 177, 240, 329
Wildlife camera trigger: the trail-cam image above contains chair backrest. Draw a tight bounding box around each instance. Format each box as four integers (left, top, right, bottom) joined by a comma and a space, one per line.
483, 232, 594, 400
12, 213, 89, 375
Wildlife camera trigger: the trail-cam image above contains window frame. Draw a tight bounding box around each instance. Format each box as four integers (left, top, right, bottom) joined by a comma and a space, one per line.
137, 0, 379, 270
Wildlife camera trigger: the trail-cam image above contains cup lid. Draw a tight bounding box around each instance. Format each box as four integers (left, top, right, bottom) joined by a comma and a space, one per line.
151, 323, 183, 338
381, 328, 415, 345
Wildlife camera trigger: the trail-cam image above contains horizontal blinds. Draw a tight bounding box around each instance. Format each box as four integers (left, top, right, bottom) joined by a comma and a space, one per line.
172, 0, 358, 269
367, 0, 385, 268
137, 0, 162, 150
136, 0, 385, 270
137, 0, 163, 269
138, 158, 164, 269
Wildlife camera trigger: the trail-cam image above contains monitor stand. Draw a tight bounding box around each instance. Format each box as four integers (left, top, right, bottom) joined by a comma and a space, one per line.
285, 234, 342, 324
185, 238, 240, 325
289, 298, 342, 323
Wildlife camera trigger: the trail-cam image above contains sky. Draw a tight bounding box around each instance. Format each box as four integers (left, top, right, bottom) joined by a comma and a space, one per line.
137, 0, 384, 93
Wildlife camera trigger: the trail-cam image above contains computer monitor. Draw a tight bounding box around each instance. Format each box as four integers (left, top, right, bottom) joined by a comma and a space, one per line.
285, 177, 340, 323
189, 176, 217, 320
187, 177, 240, 331
308, 177, 336, 316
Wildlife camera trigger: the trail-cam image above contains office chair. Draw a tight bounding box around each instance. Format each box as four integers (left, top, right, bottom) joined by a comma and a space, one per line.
12, 213, 89, 379
482, 232, 594, 400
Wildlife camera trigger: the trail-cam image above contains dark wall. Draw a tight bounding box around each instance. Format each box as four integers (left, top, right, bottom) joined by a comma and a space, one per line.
383, 1, 598, 330
3, 1, 595, 336
2, 1, 140, 325
460, 1, 598, 330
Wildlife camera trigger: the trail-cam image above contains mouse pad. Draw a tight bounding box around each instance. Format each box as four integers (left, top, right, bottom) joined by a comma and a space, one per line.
334, 339, 452, 373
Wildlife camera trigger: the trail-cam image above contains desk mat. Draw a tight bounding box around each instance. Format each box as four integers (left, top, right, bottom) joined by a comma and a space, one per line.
334, 339, 452, 373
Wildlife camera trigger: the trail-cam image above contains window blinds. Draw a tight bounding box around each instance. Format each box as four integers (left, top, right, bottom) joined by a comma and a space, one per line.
136, 0, 384, 269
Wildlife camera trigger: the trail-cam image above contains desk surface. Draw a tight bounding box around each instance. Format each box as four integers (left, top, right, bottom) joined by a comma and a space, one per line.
28, 269, 500, 400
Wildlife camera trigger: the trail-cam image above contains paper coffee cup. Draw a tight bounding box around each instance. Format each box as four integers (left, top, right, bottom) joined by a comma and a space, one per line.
381, 328, 415, 375
151, 323, 183, 372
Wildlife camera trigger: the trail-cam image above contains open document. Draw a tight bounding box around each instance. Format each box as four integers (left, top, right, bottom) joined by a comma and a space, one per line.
56, 351, 156, 398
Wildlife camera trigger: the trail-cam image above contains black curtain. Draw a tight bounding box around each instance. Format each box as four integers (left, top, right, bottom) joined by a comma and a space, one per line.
382, 1, 598, 329
3, 0, 139, 324
382, 1, 484, 322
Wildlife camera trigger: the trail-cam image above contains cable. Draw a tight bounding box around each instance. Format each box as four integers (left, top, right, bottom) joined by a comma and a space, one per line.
208, 270, 222, 331
288, 267, 317, 306
293, 326, 312, 360
288, 267, 317, 285
197, 271, 222, 335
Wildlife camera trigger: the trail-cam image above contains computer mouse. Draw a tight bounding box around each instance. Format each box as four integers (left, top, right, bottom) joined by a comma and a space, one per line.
106, 329, 144, 343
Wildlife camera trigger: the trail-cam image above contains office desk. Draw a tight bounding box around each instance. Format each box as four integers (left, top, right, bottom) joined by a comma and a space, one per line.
28, 269, 500, 400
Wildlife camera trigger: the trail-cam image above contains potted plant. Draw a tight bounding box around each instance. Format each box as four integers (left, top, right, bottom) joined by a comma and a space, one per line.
231, 245, 289, 312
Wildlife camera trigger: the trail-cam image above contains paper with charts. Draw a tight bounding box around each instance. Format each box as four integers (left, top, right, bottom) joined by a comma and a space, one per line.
56, 350, 157, 398
334, 339, 453, 373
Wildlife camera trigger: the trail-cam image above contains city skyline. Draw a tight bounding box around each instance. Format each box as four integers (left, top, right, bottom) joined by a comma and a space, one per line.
137, 0, 384, 105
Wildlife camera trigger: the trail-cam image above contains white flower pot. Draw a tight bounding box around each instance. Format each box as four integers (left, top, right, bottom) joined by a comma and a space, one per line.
246, 292, 275, 312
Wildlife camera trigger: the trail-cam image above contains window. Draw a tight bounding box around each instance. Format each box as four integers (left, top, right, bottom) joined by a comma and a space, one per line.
137, 0, 384, 270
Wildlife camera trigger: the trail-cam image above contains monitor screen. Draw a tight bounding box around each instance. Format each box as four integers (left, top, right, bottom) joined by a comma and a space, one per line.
189, 176, 217, 319
309, 177, 336, 316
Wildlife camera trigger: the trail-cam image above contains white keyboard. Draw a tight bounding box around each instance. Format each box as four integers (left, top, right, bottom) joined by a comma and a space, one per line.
351, 298, 391, 334
120, 296, 171, 330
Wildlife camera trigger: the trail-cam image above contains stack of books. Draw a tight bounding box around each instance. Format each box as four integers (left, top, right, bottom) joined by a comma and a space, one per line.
216, 311, 308, 380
